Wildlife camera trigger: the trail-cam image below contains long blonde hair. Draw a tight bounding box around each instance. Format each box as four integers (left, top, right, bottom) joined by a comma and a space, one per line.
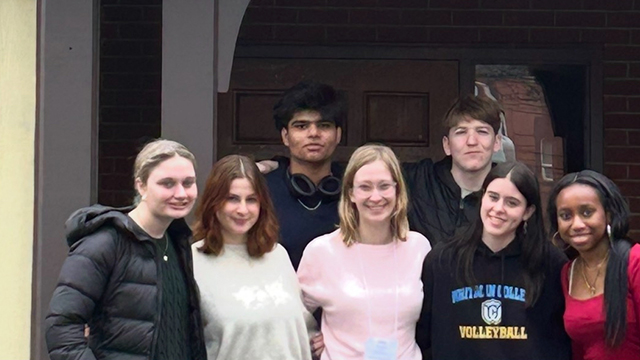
339, 144, 409, 246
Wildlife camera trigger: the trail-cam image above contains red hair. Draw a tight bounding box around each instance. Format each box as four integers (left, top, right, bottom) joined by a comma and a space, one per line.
192, 155, 279, 258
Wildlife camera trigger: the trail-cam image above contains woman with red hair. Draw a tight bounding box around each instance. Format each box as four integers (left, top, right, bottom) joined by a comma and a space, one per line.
191, 154, 316, 360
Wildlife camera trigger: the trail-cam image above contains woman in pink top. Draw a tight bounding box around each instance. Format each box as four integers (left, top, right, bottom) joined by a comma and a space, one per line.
297, 144, 431, 360
548, 170, 640, 360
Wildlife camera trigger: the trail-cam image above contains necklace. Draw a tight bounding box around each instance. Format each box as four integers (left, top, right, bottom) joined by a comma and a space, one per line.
158, 235, 169, 262
297, 198, 322, 211
580, 250, 609, 296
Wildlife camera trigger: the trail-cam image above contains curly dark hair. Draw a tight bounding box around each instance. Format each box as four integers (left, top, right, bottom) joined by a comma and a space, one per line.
273, 80, 347, 131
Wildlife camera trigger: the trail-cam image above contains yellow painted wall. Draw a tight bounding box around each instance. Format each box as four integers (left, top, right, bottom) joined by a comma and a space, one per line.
0, 0, 37, 358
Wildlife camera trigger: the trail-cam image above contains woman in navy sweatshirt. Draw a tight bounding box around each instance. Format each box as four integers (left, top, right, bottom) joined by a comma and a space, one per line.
416, 161, 571, 360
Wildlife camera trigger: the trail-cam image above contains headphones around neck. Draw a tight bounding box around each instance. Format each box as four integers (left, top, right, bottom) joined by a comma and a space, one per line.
286, 167, 341, 201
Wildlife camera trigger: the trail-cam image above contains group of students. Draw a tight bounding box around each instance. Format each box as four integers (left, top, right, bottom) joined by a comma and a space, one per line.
44, 81, 639, 360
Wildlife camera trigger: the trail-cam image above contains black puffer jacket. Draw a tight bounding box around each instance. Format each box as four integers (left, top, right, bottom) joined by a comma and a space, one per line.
403, 156, 481, 246
45, 205, 206, 360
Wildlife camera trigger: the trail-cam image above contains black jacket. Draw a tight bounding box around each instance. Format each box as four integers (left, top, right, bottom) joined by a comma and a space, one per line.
45, 205, 206, 360
403, 156, 481, 246
416, 238, 571, 360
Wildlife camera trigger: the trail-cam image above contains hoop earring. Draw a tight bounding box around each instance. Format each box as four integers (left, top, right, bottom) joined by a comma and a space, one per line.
552, 231, 570, 251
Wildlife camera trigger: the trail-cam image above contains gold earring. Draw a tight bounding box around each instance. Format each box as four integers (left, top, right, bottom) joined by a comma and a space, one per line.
552, 231, 570, 251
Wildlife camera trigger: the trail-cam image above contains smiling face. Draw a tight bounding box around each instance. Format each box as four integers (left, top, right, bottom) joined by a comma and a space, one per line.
216, 178, 260, 244
481, 177, 534, 244
555, 183, 608, 253
443, 117, 501, 174
349, 160, 397, 226
136, 155, 197, 221
281, 109, 342, 166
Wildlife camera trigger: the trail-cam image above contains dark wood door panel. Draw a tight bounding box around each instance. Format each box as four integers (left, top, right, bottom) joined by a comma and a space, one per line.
218, 58, 459, 163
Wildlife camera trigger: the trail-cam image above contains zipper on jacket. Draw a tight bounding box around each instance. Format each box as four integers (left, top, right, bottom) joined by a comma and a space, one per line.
148, 240, 163, 360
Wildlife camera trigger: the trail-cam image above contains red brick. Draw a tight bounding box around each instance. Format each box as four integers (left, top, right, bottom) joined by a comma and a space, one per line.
629, 131, 640, 146
430, 27, 479, 43
327, 0, 376, 7
102, 6, 143, 22
120, 0, 160, 5
629, 99, 640, 112
101, 40, 142, 56
100, 123, 160, 140
481, 0, 530, 9
101, 23, 120, 39
142, 6, 161, 22
298, 9, 348, 24
479, 28, 529, 43
615, 180, 640, 196
604, 64, 628, 78
141, 40, 161, 56
605, 80, 640, 96
100, 174, 135, 191
350, 9, 401, 25
401, 10, 451, 26
608, 13, 640, 28
119, 23, 161, 40
530, 29, 580, 43
453, 11, 503, 26
604, 96, 628, 112
430, 0, 480, 9
100, 90, 161, 107
99, 141, 141, 158
238, 25, 275, 42
100, 107, 141, 124
604, 129, 629, 146
99, 158, 116, 175
378, 0, 429, 8
604, 164, 628, 179
630, 64, 640, 78
102, 74, 143, 90
101, 57, 161, 73
273, 25, 325, 42
376, 26, 429, 43
244, 8, 297, 24
248, 0, 274, 5
115, 157, 136, 174
629, 229, 640, 242
581, 29, 630, 44
275, 0, 326, 5
584, 0, 633, 10
140, 107, 161, 124
605, 114, 640, 129
631, 31, 640, 44
531, 0, 582, 10
556, 12, 606, 28
504, 11, 554, 26
629, 197, 640, 212
326, 26, 376, 42
605, 46, 640, 61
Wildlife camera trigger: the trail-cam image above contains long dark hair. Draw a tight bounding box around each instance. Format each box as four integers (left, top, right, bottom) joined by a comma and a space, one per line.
547, 170, 634, 347
443, 161, 547, 307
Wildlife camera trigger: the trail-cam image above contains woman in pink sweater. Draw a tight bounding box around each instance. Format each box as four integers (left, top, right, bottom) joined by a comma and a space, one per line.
297, 144, 431, 360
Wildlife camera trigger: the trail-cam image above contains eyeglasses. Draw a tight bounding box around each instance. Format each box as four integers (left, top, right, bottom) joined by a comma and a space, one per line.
352, 181, 397, 197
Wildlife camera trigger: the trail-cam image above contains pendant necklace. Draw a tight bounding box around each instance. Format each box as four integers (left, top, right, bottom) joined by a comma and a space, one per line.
580, 250, 609, 296
297, 198, 322, 211
158, 235, 169, 262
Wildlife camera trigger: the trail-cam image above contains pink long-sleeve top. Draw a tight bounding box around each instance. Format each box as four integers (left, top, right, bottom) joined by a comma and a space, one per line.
297, 229, 431, 360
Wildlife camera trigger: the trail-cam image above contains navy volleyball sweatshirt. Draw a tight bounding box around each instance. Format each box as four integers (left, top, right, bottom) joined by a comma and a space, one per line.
416, 237, 571, 360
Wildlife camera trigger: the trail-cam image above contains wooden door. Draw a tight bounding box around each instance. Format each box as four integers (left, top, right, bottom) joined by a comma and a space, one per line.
218, 58, 459, 163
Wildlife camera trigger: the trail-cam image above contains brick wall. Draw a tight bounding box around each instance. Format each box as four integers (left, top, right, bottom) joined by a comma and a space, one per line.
99, 0, 162, 206
237, 0, 640, 239
97, 0, 640, 237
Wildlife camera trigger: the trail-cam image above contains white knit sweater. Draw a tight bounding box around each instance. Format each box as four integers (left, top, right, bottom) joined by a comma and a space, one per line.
192, 241, 315, 360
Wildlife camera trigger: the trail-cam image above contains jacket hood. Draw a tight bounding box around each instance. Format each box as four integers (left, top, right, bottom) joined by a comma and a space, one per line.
65, 205, 142, 247
476, 235, 523, 259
